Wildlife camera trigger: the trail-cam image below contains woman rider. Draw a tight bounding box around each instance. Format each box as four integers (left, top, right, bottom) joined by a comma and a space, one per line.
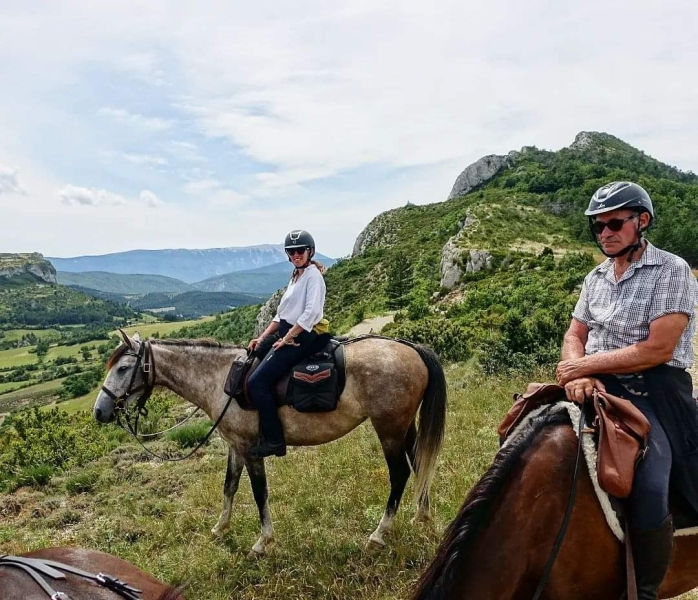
247, 229, 327, 458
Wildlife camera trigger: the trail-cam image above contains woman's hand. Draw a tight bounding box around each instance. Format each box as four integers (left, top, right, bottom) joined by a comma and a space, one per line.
248, 337, 262, 352
273, 334, 299, 351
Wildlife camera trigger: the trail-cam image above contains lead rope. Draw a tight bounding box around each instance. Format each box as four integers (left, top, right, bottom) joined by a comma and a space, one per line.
531, 404, 586, 600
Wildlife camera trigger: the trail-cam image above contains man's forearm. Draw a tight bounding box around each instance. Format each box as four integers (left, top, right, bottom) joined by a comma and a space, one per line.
576, 342, 670, 375
561, 333, 586, 360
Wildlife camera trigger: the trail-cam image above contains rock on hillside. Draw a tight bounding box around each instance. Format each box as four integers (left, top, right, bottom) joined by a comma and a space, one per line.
0, 253, 57, 284
447, 154, 515, 200
352, 209, 401, 257
254, 288, 286, 337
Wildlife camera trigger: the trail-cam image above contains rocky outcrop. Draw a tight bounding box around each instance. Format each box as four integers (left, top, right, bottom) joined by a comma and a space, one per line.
440, 215, 494, 289
0, 253, 57, 284
447, 154, 512, 200
253, 288, 285, 337
352, 209, 400, 257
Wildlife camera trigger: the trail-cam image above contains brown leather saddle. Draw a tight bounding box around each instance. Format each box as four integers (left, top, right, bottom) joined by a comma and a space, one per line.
224, 335, 346, 411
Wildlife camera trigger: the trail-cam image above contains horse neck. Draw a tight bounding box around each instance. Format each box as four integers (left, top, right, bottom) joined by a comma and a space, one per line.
151, 342, 243, 413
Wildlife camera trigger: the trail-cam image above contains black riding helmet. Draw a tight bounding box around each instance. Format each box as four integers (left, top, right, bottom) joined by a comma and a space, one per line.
284, 230, 315, 264
585, 182, 654, 260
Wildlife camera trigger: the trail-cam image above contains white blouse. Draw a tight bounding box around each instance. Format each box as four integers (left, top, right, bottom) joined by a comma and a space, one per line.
273, 264, 326, 332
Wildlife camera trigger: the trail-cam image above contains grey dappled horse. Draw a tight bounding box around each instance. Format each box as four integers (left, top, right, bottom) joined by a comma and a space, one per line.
93, 332, 447, 556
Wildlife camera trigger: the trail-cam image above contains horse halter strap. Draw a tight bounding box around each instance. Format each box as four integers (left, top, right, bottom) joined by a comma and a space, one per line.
101, 341, 155, 418
0, 555, 143, 600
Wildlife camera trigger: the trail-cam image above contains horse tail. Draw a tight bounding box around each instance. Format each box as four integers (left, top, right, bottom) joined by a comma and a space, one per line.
412, 344, 447, 506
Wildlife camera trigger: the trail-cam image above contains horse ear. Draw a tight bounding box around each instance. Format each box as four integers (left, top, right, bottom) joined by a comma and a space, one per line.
119, 329, 133, 350
133, 332, 142, 343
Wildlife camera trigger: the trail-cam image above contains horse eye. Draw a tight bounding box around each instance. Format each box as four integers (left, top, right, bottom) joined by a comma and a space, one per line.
118, 366, 129, 373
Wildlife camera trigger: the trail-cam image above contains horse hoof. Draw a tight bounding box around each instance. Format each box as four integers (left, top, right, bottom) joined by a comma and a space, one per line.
412, 512, 434, 527
211, 524, 229, 537
366, 535, 386, 551
247, 548, 265, 559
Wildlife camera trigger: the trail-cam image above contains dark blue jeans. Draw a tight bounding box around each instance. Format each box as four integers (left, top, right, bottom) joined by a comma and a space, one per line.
600, 374, 672, 530
248, 321, 318, 442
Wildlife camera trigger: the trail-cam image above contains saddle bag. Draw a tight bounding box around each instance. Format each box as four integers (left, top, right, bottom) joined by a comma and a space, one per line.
224, 353, 254, 398
498, 383, 651, 499
593, 390, 650, 499
287, 359, 339, 413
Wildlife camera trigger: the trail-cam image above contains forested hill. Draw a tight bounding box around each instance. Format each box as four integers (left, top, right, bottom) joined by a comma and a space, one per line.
0, 254, 135, 328
319, 131, 698, 369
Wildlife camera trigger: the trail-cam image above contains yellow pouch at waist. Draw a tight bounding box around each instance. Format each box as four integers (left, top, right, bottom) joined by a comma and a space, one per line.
312, 318, 330, 334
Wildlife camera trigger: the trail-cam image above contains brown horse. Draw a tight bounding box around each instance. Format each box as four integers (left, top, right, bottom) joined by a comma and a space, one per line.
0, 547, 183, 599
93, 333, 446, 556
410, 406, 698, 600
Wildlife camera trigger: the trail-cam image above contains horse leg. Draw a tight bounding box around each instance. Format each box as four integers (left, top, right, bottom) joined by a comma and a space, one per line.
245, 456, 275, 557
212, 445, 245, 536
368, 435, 412, 549
405, 420, 433, 524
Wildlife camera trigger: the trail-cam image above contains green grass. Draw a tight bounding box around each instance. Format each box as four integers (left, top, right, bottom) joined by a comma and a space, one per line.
1, 365, 697, 599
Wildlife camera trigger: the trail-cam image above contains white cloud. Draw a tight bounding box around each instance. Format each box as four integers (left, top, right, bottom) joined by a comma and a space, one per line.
58, 185, 163, 209
140, 190, 163, 208
122, 153, 169, 166
97, 107, 173, 132
111, 52, 166, 86
0, 165, 26, 195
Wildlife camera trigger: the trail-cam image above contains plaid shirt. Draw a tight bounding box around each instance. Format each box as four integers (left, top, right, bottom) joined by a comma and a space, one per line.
573, 241, 697, 369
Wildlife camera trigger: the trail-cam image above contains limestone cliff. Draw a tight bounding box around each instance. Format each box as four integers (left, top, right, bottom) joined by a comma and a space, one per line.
0, 253, 57, 284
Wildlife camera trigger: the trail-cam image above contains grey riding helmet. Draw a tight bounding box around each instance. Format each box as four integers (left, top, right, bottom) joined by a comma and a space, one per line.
585, 181, 654, 227
284, 230, 316, 258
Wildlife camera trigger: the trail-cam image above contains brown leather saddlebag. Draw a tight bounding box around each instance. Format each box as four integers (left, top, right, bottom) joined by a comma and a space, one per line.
593, 390, 650, 498
498, 383, 651, 499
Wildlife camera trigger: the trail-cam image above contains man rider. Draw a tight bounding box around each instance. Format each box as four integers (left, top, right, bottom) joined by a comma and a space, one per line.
557, 181, 698, 600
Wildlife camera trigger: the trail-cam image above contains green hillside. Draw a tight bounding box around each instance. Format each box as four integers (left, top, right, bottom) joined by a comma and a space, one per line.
323, 132, 698, 369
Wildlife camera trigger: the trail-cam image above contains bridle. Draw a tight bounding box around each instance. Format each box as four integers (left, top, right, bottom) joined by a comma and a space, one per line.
101, 339, 237, 462
100, 341, 156, 434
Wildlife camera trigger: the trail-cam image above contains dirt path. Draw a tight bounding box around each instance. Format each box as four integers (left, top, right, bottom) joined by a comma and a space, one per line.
348, 313, 395, 336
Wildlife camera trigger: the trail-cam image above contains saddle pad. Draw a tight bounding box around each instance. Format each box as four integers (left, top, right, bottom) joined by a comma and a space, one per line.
503, 402, 698, 541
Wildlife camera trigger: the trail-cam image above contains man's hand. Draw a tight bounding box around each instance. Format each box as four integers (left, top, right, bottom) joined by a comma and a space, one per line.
556, 358, 590, 386
563, 377, 606, 404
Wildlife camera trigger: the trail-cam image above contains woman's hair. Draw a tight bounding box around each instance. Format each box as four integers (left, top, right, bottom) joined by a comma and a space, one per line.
292, 259, 325, 281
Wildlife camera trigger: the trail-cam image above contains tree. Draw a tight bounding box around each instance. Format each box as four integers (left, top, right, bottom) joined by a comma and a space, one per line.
35, 338, 49, 361
80, 346, 92, 362
385, 252, 413, 310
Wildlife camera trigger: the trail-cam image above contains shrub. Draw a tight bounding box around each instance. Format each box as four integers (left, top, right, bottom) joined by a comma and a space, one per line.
166, 420, 214, 448
65, 470, 101, 495
10, 464, 54, 490
385, 318, 471, 363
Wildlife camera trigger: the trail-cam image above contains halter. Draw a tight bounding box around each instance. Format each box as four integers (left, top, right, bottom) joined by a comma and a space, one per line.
101, 341, 155, 434
0, 554, 142, 600
103, 340, 237, 463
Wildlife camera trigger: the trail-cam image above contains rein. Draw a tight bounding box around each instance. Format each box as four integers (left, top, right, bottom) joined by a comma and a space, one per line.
531, 403, 587, 600
103, 340, 235, 462
0, 554, 142, 600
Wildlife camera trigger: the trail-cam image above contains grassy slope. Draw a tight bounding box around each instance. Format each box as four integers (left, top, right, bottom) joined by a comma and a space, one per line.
2, 366, 695, 599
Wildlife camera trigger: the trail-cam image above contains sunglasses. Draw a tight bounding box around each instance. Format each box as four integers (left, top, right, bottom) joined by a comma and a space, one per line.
286, 247, 308, 256
590, 214, 638, 235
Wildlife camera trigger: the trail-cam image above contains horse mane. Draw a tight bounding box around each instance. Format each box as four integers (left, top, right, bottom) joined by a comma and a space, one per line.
410, 406, 570, 600
106, 338, 243, 369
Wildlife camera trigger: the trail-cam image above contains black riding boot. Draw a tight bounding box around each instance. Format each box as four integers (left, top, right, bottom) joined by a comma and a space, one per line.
631, 515, 673, 600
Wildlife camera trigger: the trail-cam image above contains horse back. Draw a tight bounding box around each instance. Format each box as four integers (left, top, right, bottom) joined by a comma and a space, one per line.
1, 547, 182, 600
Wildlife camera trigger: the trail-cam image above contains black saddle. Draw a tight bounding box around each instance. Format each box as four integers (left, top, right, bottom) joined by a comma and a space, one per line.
224, 334, 347, 413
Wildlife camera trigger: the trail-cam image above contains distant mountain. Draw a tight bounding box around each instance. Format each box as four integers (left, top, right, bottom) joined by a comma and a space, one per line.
57, 271, 192, 294
193, 255, 337, 294
48, 245, 335, 284
71, 286, 266, 319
